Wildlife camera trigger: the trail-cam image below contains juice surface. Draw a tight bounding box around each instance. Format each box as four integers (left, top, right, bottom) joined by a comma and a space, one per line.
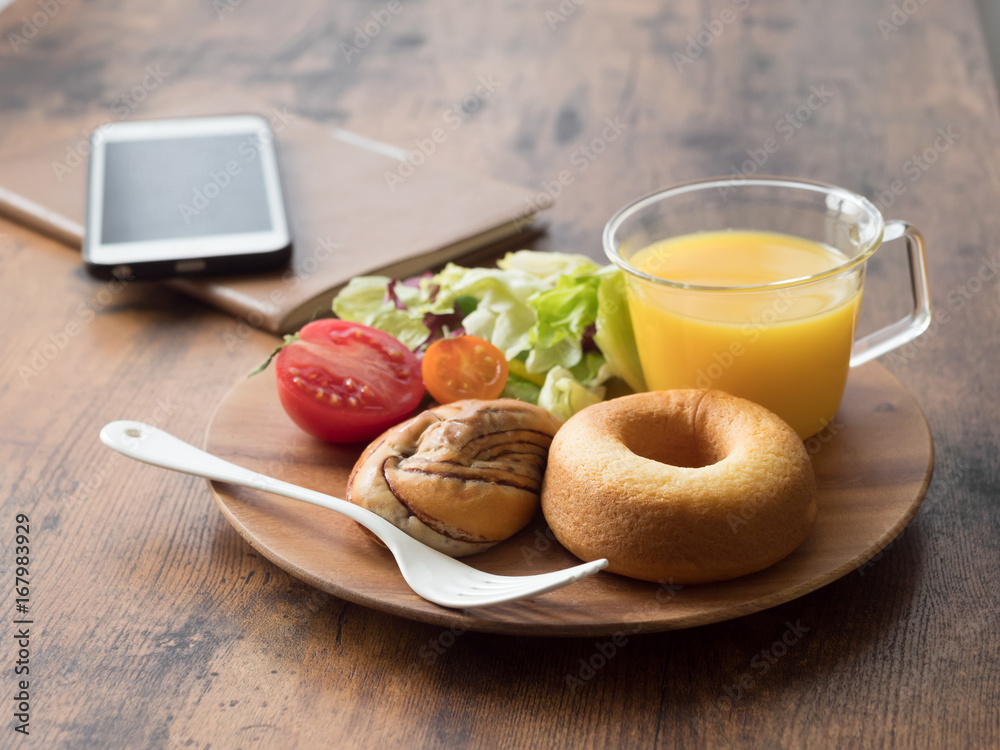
627, 230, 862, 438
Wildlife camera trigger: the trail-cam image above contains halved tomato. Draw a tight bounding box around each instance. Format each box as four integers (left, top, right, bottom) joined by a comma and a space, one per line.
421, 335, 508, 404
274, 320, 424, 443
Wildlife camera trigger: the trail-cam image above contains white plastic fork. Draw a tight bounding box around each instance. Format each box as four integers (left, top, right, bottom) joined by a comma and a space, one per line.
99, 421, 608, 609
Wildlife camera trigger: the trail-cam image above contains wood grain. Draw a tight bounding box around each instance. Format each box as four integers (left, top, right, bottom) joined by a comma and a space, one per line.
1, 0, 998, 748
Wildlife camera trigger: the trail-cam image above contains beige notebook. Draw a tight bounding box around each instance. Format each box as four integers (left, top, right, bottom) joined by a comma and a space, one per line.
0, 105, 548, 333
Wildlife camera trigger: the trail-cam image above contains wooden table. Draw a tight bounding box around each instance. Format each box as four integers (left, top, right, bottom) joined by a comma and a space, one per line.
1, 0, 998, 747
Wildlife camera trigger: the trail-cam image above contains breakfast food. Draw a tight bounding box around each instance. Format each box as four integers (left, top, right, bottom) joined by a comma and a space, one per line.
260, 319, 425, 444
332, 250, 647, 423
347, 398, 563, 557
421, 336, 509, 403
541, 389, 817, 583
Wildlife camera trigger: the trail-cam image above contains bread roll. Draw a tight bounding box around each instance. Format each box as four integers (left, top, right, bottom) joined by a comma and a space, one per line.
347, 399, 563, 556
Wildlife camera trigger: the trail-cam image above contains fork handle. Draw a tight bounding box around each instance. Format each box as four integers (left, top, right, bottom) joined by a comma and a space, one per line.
99, 420, 398, 540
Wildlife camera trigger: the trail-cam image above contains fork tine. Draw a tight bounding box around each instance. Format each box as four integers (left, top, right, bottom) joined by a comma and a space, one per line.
462, 570, 596, 592
498, 567, 600, 585
436, 582, 578, 608
429, 574, 561, 596
422, 559, 609, 608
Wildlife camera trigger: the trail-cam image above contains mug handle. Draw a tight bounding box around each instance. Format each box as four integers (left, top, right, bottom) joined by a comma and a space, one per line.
850, 220, 932, 367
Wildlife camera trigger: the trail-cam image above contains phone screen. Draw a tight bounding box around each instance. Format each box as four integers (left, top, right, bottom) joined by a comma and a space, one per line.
100, 134, 273, 245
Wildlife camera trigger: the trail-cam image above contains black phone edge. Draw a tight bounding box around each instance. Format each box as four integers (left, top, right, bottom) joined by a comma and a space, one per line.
82, 240, 293, 281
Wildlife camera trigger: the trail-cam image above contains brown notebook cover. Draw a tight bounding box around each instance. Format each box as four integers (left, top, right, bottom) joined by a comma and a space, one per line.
0, 101, 548, 333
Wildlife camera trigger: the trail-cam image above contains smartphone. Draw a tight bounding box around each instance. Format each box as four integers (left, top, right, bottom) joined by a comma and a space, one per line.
83, 114, 292, 280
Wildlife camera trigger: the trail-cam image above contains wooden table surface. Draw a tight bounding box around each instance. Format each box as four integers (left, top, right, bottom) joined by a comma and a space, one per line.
1, 0, 998, 747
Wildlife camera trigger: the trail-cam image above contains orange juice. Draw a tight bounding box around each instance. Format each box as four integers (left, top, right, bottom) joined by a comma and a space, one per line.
626, 230, 862, 438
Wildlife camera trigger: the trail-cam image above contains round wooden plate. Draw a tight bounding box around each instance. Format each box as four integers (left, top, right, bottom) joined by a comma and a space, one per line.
205, 363, 933, 636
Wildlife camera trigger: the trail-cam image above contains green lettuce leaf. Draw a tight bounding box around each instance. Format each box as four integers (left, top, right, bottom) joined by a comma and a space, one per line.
364, 308, 432, 351
431, 264, 549, 359
333, 276, 431, 350
569, 350, 613, 385
524, 273, 601, 373
497, 249, 599, 284
332, 275, 394, 321
500, 372, 542, 404
329, 251, 648, 420
537, 366, 606, 422
593, 270, 647, 392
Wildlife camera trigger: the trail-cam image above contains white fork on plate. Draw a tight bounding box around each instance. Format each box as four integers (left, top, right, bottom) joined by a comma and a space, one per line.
99, 421, 608, 609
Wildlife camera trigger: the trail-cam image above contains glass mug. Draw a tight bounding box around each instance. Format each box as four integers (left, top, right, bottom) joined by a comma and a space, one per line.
603, 177, 931, 438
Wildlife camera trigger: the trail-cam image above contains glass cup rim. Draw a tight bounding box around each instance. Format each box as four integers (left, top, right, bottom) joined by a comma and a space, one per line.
603, 176, 886, 293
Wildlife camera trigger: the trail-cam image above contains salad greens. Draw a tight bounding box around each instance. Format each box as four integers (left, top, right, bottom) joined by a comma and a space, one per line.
332, 250, 647, 421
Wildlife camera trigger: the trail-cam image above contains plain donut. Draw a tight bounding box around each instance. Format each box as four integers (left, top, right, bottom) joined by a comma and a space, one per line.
541, 389, 817, 583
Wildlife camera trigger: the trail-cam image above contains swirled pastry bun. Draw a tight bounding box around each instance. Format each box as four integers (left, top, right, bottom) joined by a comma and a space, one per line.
347, 399, 563, 557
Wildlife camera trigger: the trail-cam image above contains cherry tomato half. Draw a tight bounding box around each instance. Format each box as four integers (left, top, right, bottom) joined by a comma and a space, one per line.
274, 320, 424, 443
421, 335, 509, 404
